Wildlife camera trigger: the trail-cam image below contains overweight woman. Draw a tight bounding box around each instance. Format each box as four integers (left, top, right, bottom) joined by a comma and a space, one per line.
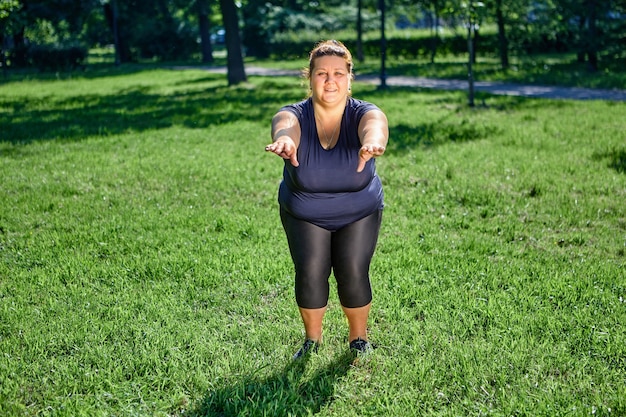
265, 40, 388, 359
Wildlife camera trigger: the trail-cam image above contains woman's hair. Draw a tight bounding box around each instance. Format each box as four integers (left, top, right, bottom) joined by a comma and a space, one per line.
303, 40, 354, 82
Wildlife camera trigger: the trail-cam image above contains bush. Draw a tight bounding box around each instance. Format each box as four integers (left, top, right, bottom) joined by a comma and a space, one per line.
267, 31, 591, 61
29, 44, 88, 72
268, 34, 500, 60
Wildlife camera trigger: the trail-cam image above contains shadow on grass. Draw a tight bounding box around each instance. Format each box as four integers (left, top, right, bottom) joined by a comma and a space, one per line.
387, 118, 503, 153
593, 147, 626, 174
1, 67, 585, 151
189, 350, 355, 417
0, 77, 302, 146
0, 61, 230, 82
2, 74, 505, 151
356, 87, 506, 154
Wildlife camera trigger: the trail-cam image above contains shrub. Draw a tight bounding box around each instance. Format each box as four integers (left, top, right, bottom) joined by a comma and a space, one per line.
268, 34, 500, 60
29, 43, 88, 72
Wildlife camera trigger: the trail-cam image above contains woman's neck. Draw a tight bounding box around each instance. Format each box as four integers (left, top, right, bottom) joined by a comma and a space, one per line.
312, 96, 347, 120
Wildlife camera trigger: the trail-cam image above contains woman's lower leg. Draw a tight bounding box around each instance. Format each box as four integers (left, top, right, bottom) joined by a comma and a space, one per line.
341, 302, 371, 342
299, 306, 327, 342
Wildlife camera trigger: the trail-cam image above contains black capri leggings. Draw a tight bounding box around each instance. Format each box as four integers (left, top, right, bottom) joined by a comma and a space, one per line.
280, 208, 383, 309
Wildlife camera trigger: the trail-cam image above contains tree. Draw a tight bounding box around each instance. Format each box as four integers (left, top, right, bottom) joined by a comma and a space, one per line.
196, 0, 214, 64
481, 0, 528, 69
219, 0, 246, 85
103, 0, 120, 65
2, 0, 100, 67
0, 0, 22, 67
492, 0, 508, 68
0, 0, 22, 74
102, 0, 198, 63
242, 0, 270, 58
421, 0, 448, 63
551, 0, 614, 72
550, 0, 626, 71
459, 1, 486, 107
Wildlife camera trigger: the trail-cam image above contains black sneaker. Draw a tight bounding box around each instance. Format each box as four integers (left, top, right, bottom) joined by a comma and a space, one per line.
349, 338, 375, 355
293, 339, 319, 360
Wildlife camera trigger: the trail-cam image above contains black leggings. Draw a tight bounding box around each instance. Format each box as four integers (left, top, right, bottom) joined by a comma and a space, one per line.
280, 208, 383, 309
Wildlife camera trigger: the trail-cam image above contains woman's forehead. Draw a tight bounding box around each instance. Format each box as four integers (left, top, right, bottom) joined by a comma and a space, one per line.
312, 55, 348, 69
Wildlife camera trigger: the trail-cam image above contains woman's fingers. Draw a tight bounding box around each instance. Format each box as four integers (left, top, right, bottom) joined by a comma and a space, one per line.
265, 142, 299, 167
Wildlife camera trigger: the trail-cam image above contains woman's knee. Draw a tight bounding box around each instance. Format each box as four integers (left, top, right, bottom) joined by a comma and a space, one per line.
296, 281, 329, 309
336, 275, 372, 308
334, 269, 370, 310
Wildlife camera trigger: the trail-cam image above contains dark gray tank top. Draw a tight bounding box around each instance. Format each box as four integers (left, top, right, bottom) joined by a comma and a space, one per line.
278, 97, 384, 231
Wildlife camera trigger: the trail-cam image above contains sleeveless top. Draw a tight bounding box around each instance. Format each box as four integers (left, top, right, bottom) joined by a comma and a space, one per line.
278, 97, 384, 231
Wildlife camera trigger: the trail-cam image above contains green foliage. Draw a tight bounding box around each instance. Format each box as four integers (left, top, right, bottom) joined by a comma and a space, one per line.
243, 3, 380, 58
0, 66, 625, 417
3, 0, 626, 72
112, 2, 199, 62
267, 33, 482, 60
0, 0, 20, 20
267, 30, 592, 61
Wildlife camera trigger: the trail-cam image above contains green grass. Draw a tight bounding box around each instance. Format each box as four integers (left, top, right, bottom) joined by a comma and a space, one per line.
1, 67, 625, 416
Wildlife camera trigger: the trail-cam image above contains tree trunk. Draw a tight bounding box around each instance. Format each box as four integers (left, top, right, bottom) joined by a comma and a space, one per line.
379, 0, 387, 89
1, 33, 7, 77
356, 0, 364, 62
586, 0, 598, 72
467, 24, 475, 107
197, 0, 213, 64
111, 0, 120, 65
495, 0, 509, 69
429, 6, 439, 64
219, 0, 247, 85
104, 1, 122, 64
12, 26, 28, 67
577, 16, 586, 63
472, 27, 479, 64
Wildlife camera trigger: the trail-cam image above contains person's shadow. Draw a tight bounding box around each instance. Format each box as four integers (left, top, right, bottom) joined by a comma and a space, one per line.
189, 350, 356, 416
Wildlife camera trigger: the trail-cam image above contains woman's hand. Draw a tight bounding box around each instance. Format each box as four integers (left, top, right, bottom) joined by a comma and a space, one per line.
265, 139, 299, 167
357, 144, 386, 172
268, 111, 300, 167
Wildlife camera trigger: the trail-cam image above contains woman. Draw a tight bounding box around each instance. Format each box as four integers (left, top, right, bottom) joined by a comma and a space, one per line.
265, 40, 388, 359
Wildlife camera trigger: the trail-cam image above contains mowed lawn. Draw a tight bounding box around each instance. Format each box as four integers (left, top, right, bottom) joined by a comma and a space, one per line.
0, 67, 624, 416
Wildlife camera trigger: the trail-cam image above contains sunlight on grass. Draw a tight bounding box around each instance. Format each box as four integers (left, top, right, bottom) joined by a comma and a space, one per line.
1, 68, 625, 416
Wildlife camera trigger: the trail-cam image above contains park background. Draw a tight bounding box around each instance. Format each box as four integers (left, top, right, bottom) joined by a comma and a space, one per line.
1, 1, 626, 416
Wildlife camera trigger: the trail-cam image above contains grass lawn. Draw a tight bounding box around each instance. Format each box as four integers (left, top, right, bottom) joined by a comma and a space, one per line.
0, 66, 625, 416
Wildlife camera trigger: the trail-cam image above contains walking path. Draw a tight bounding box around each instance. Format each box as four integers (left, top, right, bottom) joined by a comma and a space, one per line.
362, 75, 626, 102
196, 65, 626, 102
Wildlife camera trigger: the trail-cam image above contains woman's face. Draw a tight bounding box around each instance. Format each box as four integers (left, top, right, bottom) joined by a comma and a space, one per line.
310, 55, 351, 106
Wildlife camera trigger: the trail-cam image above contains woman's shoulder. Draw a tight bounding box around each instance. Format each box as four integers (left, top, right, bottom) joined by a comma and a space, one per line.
346, 97, 380, 122
280, 98, 313, 117
347, 97, 379, 111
